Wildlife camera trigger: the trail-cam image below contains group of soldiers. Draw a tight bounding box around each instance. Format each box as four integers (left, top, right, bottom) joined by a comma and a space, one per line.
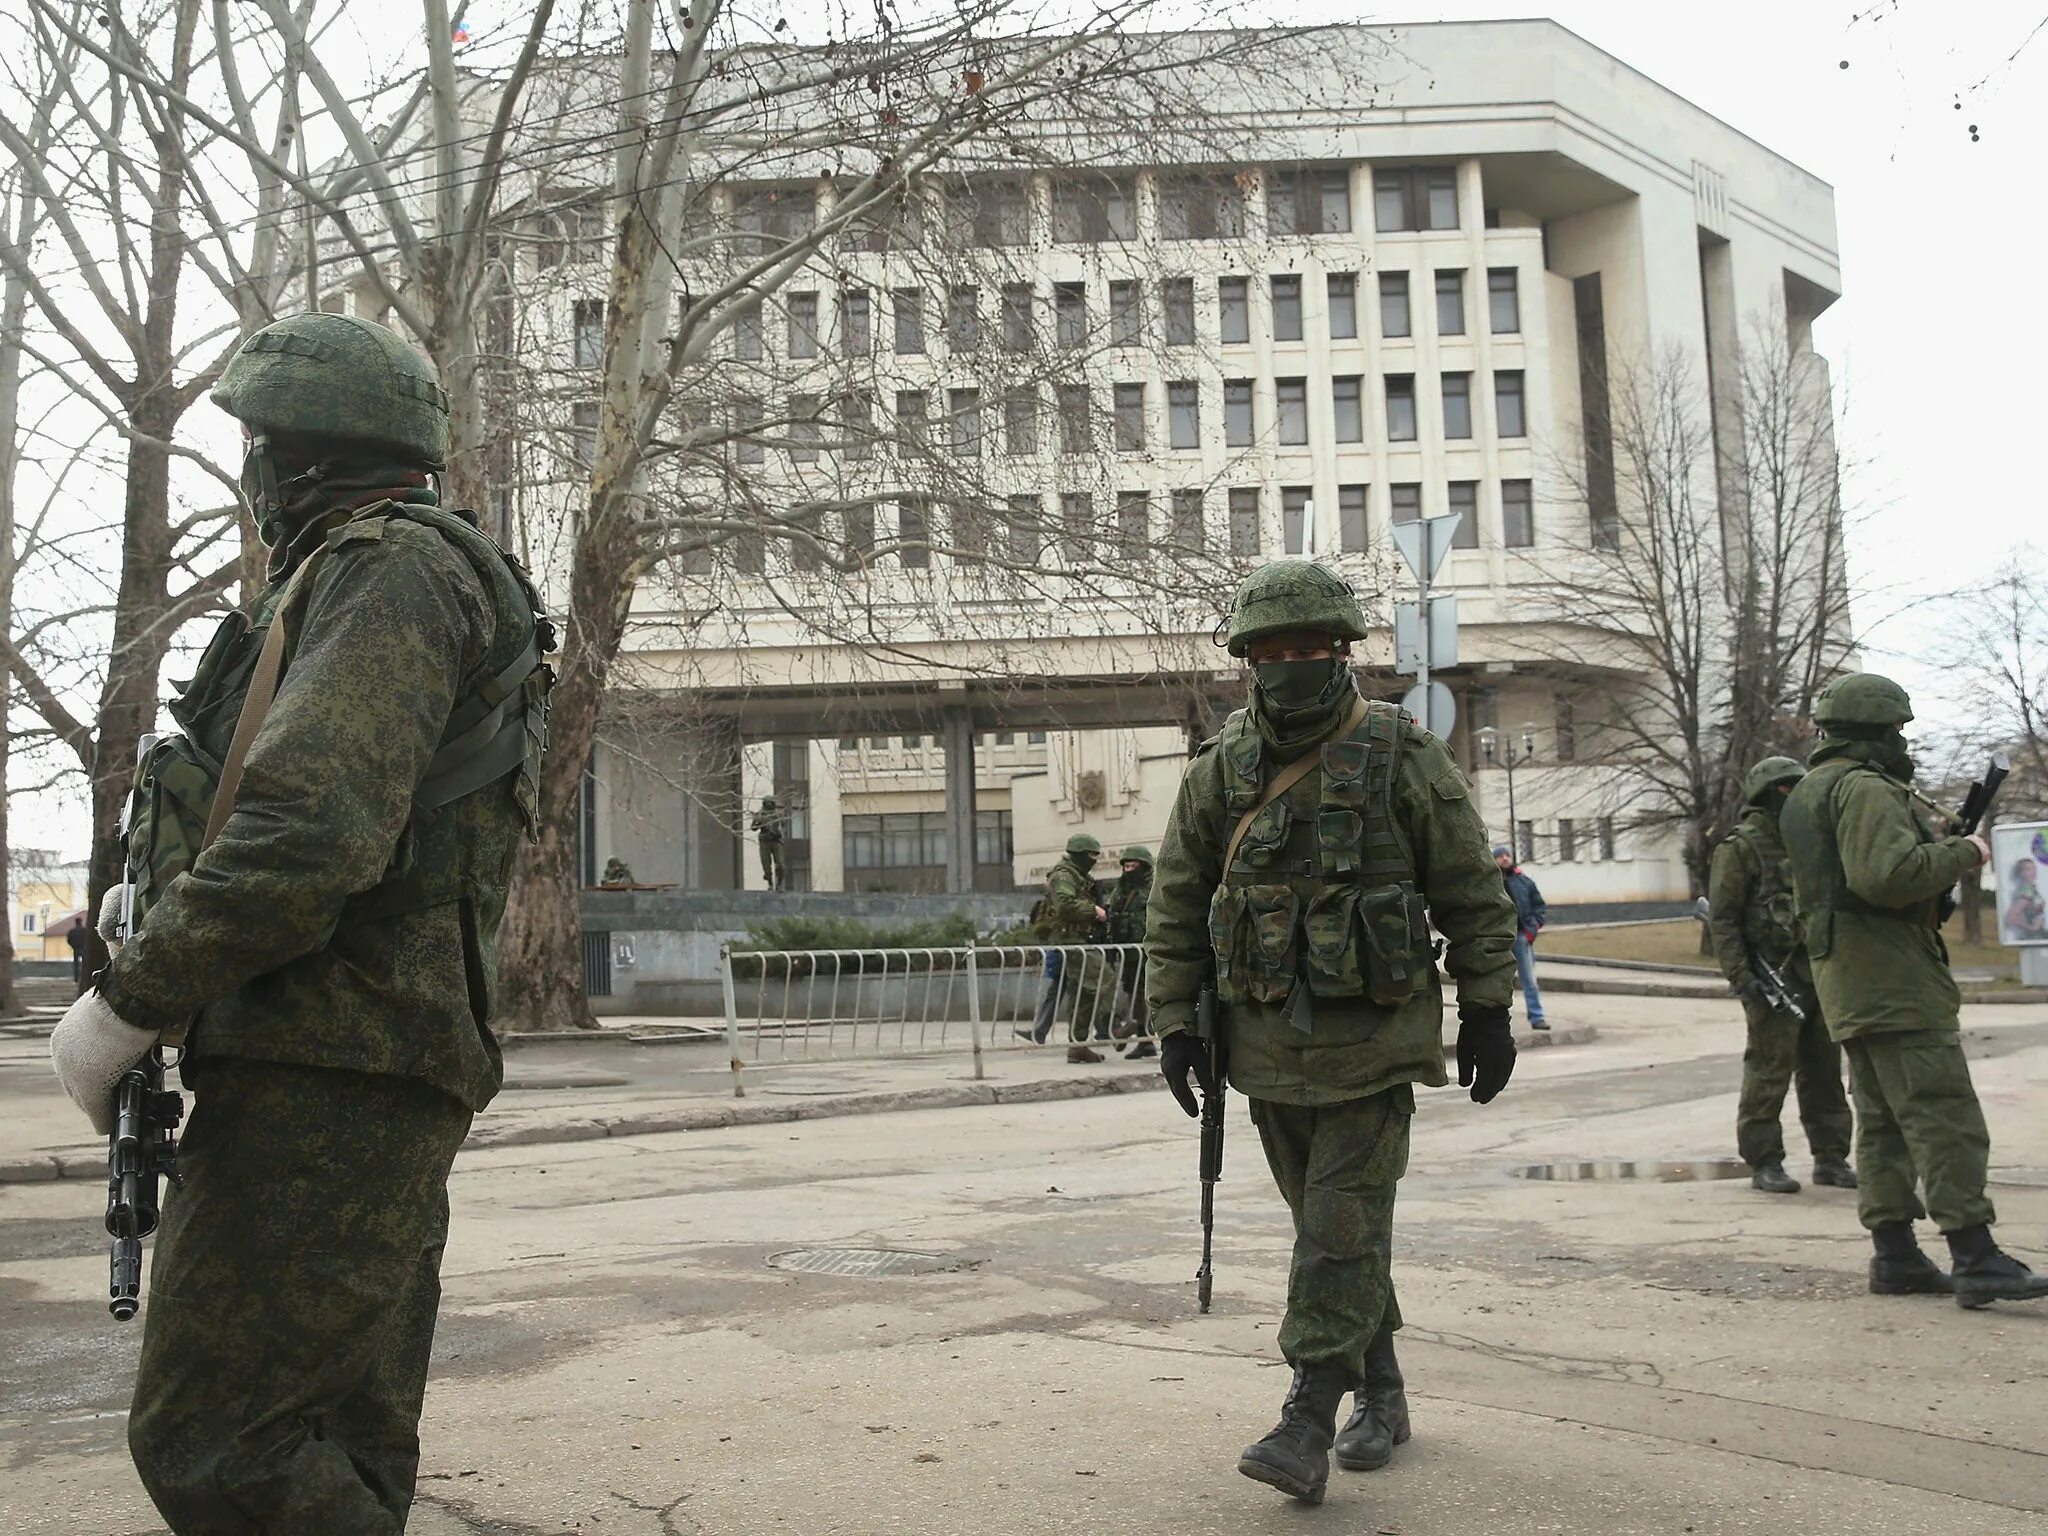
33, 309, 2048, 1532
1025, 833, 1158, 1062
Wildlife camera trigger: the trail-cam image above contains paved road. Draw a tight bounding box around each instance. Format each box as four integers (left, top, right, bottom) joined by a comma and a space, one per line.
3, 996, 2045, 1534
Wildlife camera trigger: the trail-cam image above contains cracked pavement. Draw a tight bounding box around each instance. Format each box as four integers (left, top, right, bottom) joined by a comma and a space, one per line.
3, 992, 2045, 1534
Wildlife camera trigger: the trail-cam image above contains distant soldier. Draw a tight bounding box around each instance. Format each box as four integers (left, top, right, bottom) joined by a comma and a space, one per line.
752, 796, 787, 891
1708, 756, 1855, 1196
1030, 833, 1111, 1062
1106, 844, 1158, 1060
1782, 673, 2048, 1307
600, 856, 634, 887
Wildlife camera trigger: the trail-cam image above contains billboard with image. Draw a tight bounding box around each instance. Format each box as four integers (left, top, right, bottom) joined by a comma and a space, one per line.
1990, 821, 2048, 947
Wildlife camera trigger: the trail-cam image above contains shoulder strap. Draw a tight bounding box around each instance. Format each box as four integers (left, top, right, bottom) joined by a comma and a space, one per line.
1220, 695, 1369, 873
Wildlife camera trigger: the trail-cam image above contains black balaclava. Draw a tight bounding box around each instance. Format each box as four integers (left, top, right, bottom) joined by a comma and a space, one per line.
1250, 648, 1355, 758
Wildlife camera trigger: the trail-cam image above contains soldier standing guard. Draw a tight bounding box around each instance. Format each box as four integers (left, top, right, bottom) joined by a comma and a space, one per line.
753, 795, 788, 891
1107, 844, 1158, 1060
1146, 561, 1520, 1504
50, 313, 550, 1530
1708, 756, 1855, 1196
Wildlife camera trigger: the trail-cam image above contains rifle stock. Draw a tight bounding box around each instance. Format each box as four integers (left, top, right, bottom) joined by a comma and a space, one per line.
1195, 973, 1225, 1314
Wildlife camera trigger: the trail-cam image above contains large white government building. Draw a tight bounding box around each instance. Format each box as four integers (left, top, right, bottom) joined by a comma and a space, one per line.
359, 20, 1843, 906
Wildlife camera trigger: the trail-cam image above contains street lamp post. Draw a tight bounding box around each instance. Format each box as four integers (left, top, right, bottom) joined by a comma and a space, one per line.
1476, 723, 1538, 856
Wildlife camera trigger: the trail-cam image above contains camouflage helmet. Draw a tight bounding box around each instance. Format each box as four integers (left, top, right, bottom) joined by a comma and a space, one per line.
1065, 832, 1102, 856
1119, 844, 1154, 865
212, 313, 451, 467
1813, 673, 1914, 730
1223, 560, 1369, 659
1744, 756, 1805, 803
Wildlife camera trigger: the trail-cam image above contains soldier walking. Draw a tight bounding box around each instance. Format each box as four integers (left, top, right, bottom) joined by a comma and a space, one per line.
50, 314, 550, 1530
1708, 756, 1855, 1195
1107, 844, 1158, 1060
1029, 833, 1111, 1062
753, 795, 788, 891
1147, 561, 1520, 1504
1782, 673, 2048, 1307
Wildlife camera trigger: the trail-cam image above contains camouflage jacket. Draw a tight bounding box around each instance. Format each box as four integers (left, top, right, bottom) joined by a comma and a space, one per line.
1106, 871, 1151, 945
1145, 690, 1516, 1106
1707, 805, 1811, 991
1042, 855, 1099, 942
100, 499, 538, 1111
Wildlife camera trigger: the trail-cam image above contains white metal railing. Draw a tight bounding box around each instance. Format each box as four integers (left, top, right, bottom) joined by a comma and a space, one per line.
715, 941, 1152, 1096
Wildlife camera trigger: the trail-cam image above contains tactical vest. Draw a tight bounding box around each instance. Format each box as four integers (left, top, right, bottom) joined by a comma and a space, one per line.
1206, 701, 1429, 1011
122, 501, 553, 934
1107, 875, 1150, 944
1722, 809, 1803, 964
1781, 756, 1939, 960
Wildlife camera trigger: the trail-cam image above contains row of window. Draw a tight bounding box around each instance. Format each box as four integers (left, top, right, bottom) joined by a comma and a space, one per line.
709, 370, 1526, 468
836, 732, 1048, 750
1510, 818, 1615, 864
843, 810, 1015, 870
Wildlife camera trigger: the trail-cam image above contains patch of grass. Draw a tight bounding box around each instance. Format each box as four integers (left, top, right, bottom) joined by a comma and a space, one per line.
1542, 914, 2020, 979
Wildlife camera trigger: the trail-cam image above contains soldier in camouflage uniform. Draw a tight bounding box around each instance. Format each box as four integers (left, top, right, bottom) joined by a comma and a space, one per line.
1029, 832, 1112, 1062
52, 313, 549, 1531
1707, 756, 1855, 1196
753, 796, 788, 891
1146, 561, 1519, 1504
1782, 673, 2048, 1308
1106, 845, 1158, 1060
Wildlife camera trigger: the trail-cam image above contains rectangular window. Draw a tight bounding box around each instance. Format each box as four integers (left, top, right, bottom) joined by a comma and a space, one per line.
1052, 175, 1136, 242
731, 183, 815, 241
1159, 173, 1244, 240
897, 500, 932, 569
1502, 478, 1534, 547
788, 393, 821, 462
1327, 273, 1358, 339
1169, 489, 1206, 550
571, 399, 599, 467
894, 389, 928, 453
1169, 381, 1200, 449
892, 289, 924, 355
1266, 167, 1351, 235
1116, 490, 1149, 556
1223, 379, 1254, 447
1515, 819, 1534, 864
1449, 479, 1479, 548
948, 388, 982, 458
1003, 389, 1039, 456
1271, 275, 1303, 343
1488, 268, 1520, 333
1332, 376, 1363, 443
946, 287, 980, 352
1113, 383, 1145, 452
1390, 482, 1420, 524
1320, 169, 1354, 234
841, 289, 872, 355
953, 499, 990, 565
975, 808, 1015, 868
1228, 487, 1260, 555
1005, 495, 1043, 562
1434, 270, 1465, 336
734, 397, 764, 465
1496, 370, 1526, 438
1373, 166, 1459, 231
1218, 277, 1250, 344
1557, 819, 1578, 862
1282, 486, 1311, 555
788, 290, 820, 358
1060, 492, 1093, 564
1109, 280, 1142, 347
1276, 377, 1308, 446
1338, 483, 1368, 551
844, 504, 875, 561
1057, 384, 1091, 454
1379, 273, 1410, 339
1386, 374, 1416, 441
1555, 696, 1577, 763
1001, 282, 1033, 352
1163, 278, 1197, 346
967, 179, 1031, 247
1054, 282, 1087, 349
1443, 372, 1472, 439
734, 302, 763, 360
1598, 816, 1616, 860
572, 298, 605, 367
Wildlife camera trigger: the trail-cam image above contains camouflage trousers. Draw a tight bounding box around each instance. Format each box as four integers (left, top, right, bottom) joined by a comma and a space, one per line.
129, 1056, 472, 1535
1249, 1086, 1411, 1385
759, 837, 785, 891
1842, 1031, 1995, 1233
1736, 996, 1853, 1170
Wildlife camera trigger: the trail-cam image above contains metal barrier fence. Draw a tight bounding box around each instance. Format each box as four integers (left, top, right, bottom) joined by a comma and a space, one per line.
715, 941, 1153, 1096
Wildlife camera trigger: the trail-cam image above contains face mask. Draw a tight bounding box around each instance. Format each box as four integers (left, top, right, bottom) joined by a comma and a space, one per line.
1254, 656, 1339, 709
1072, 852, 1096, 872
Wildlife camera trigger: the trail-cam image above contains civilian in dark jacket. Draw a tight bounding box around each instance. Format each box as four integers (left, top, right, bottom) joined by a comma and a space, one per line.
1495, 847, 1548, 1030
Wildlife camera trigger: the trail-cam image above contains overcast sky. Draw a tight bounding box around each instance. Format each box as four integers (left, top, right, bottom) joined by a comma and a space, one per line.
11, 2, 2043, 864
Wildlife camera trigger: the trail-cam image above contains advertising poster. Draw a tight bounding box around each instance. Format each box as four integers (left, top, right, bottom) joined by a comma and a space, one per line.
1991, 821, 2048, 946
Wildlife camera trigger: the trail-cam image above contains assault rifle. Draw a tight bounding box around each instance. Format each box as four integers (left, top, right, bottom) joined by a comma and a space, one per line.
1194, 971, 1227, 1314
1693, 896, 1807, 1023
1937, 752, 2010, 923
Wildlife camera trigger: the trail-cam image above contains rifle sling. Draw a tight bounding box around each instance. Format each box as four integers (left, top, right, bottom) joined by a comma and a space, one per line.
1219, 695, 1369, 874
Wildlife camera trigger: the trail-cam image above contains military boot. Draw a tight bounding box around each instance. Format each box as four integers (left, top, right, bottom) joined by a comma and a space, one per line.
1751, 1161, 1800, 1194
1868, 1221, 1952, 1296
1946, 1224, 2048, 1309
1126, 1039, 1157, 1059
1812, 1157, 1858, 1188
1066, 1044, 1104, 1064
1237, 1363, 1351, 1504
1333, 1325, 1411, 1472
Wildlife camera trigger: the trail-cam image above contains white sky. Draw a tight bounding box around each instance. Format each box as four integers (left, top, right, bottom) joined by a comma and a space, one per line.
11, 1, 2044, 864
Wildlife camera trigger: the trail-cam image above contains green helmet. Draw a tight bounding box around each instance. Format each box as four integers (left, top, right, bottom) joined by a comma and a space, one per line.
1065, 833, 1102, 857
1813, 673, 1914, 730
1224, 560, 1369, 659
212, 313, 451, 467
1119, 844, 1154, 865
1744, 756, 1805, 803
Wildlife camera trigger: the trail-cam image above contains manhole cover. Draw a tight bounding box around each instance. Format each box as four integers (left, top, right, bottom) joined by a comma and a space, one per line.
1512, 1158, 1750, 1184
766, 1247, 963, 1277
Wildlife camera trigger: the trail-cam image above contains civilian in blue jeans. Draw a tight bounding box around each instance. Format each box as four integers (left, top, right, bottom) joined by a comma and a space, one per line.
1494, 846, 1549, 1030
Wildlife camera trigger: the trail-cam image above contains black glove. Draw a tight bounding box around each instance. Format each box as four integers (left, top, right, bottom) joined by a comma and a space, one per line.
1455, 1001, 1515, 1105
1160, 1031, 1214, 1119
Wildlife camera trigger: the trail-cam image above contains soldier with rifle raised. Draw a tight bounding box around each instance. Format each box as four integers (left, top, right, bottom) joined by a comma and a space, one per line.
1145, 561, 1519, 1505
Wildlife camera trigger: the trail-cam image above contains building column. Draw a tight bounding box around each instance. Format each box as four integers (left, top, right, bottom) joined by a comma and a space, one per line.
941, 706, 977, 895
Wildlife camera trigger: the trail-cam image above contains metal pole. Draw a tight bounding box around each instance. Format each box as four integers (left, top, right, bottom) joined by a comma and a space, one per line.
1414, 557, 1431, 731
964, 944, 985, 1081
1505, 747, 1518, 850
719, 943, 745, 1098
